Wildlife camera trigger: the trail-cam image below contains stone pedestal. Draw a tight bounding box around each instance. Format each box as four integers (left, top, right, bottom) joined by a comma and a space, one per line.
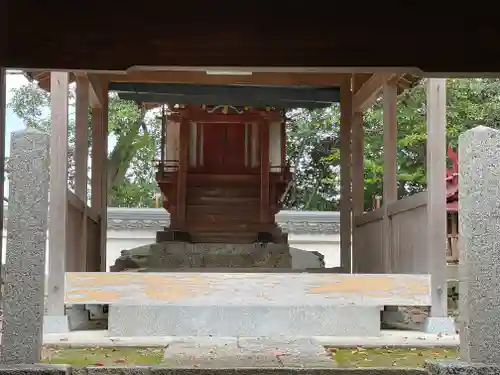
459, 126, 500, 364
111, 242, 293, 270
1, 129, 50, 364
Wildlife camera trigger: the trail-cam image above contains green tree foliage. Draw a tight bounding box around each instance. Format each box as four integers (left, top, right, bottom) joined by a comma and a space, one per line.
11, 78, 500, 210
8, 81, 160, 207
285, 78, 500, 211
284, 107, 340, 210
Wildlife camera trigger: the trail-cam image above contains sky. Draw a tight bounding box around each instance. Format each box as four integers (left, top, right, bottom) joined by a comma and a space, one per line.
5, 72, 27, 155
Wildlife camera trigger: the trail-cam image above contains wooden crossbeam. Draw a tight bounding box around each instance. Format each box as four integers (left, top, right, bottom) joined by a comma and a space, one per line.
108, 71, 347, 86
353, 73, 402, 111
65, 272, 431, 306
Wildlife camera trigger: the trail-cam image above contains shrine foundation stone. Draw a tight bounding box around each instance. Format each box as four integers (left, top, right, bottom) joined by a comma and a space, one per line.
1, 129, 50, 364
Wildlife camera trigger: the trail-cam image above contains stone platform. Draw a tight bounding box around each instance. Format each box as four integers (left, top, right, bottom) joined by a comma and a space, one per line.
162, 337, 337, 368
66, 272, 431, 337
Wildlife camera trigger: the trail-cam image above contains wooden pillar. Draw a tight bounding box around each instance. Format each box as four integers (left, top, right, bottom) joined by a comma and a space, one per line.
90, 107, 103, 272
47, 72, 69, 317
260, 120, 270, 224
351, 111, 364, 272
0, 68, 5, 287
340, 77, 353, 273
426, 78, 448, 318
73, 76, 89, 272
75, 77, 89, 202
176, 118, 189, 229
90, 86, 108, 272
382, 79, 398, 272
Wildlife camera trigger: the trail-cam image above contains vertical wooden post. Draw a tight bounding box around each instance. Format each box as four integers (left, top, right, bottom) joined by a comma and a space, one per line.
90, 107, 103, 272
47, 72, 69, 318
177, 117, 189, 229
382, 79, 398, 272
74, 75, 89, 272
426, 78, 448, 318
90, 79, 108, 273
340, 76, 353, 273
100, 91, 109, 272
351, 111, 364, 272
0, 68, 5, 286
260, 119, 270, 224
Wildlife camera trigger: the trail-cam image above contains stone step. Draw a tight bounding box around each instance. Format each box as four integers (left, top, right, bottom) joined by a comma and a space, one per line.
162, 337, 337, 368
186, 204, 260, 217
187, 195, 260, 205
190, 232, 258, 243
186, 222, 271, 232
188, 186, 260, 198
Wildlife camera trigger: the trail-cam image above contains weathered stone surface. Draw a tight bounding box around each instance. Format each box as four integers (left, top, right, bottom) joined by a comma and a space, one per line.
162, 337, 335, 368
110, 242, 327, 272
110, 242, 293, 270
458, 126, 500, 364
0, 364, 69, 375
426, 360, 500, 375
1, 129, 50, 364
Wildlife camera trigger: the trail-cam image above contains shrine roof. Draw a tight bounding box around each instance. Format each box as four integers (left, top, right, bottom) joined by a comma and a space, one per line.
23, 71, 421, 110
108, 82, 340, 109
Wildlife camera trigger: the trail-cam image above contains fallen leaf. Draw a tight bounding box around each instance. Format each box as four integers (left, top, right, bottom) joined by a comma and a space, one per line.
94, 362, 104, 367
114, 359, 127, 364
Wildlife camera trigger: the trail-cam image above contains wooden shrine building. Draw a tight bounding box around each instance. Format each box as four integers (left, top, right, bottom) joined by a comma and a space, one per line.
110, 83, 340, 244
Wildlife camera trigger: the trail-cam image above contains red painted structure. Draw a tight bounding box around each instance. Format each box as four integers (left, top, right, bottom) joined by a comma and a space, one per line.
155, 105, 292, 244
446, 146, 458, 213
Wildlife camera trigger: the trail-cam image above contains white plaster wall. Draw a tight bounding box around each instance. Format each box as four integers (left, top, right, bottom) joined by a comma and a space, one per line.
1, 229, 340, 272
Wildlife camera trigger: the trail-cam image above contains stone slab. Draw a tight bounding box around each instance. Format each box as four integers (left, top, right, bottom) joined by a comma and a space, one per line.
426, 360, 500, 375
162, 337, 335, 368
66, 272, 431, 306
85, 368, 426, 375
1, 129, 50, 364
0, 365, 69, 375
108, 305, 381, 337
458, 126, 500, 364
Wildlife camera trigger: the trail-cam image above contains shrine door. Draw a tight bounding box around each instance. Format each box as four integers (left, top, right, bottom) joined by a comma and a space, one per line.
202, 123, 246, 172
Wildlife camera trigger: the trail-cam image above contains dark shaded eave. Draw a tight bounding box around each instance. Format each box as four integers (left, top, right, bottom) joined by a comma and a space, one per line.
108, 82, 340, 109
117, 93, 332, 109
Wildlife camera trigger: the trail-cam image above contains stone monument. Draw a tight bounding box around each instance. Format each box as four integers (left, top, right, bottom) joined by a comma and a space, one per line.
424, 126, 500, 375
458, 125, 500, 364
1, 129, 50, 364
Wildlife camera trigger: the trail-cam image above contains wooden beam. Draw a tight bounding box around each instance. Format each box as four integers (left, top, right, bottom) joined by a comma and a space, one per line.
108, 71, 347, 86
339, 76, 352, 273
352, 73, 372, 92
382, 79, 398, 273
47, 72, 69, 316
86, 74, 108, 108
426, 78, 448, 318
260, 120, 270, 223
353, 73, 401, 111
